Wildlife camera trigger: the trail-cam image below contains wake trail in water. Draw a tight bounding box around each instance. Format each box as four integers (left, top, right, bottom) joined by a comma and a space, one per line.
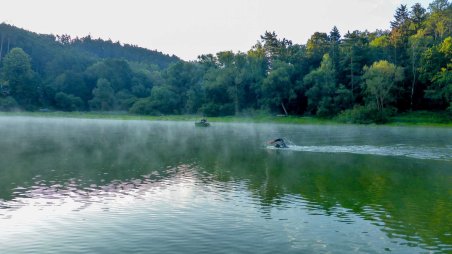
267, 144, 452, 161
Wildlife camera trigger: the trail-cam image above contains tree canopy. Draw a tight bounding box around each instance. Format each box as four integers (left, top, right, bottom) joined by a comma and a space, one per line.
0, 0, 451, 122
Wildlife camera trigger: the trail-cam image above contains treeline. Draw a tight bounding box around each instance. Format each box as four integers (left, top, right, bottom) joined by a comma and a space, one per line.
0, 22, 179, 112
0, 0, 451, 123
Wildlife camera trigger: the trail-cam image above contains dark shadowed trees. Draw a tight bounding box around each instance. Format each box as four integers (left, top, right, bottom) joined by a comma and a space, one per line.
1, 48, 39, 109
89, 78, 115, 111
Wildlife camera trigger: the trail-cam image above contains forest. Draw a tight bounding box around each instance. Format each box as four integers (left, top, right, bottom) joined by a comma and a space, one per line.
0, 0, 450, 123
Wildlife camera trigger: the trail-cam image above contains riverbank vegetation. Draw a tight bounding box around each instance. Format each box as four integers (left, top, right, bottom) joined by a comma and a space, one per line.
1, 111, 450, 127
0, 0, 451, 124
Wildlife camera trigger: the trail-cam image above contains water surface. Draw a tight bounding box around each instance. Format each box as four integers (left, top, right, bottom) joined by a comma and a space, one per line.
0, 117, 451, 253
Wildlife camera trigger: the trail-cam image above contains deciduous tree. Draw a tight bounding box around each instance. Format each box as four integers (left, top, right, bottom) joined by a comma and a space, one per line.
362, 60, 404, 115
89, 78, 115, 111
1, 47, 39, 108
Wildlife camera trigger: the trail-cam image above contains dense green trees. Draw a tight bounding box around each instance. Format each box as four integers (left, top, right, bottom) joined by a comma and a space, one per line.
304, 54, 351, 117
1, 48, 38, 109
89, 78, 115, 111
0, 0, 450, 122
363, 61, 405, 118
423, 36, 452, 110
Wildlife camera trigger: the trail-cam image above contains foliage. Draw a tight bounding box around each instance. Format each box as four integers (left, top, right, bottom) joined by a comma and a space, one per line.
304, 54, 351, 116
54, 92, 84, 111
0, 0, 451, 124
421, 36, 452, 110
89, 78, 115, 111
1, 48, 38, 109
427, 62, 452, 110
337, 105, 396, 124
0, 96, 18, 111
129, 97, 155, 115
362, 60, 404, 120
262, 60, 296, 113
147, 85, 179, 114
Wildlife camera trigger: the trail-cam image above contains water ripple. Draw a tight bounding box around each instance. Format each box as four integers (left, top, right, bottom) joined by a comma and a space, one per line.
0, 165, 450, 253
267, 144, 452, 161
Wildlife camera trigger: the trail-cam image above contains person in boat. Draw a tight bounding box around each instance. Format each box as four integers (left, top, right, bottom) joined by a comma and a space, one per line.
268, 138, 288, 148
195, 118, 210, 127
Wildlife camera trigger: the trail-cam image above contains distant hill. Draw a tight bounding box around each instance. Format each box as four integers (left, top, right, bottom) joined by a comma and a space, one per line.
70, 36, 180, 68
0, 23, 180, 70
0, 0, 450, 120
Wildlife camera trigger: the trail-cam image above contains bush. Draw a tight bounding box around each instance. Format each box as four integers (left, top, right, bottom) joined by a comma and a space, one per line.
201, 103, 234, 117
0, 96, 19, 111
237, 108, 269, 117
55, 92, 84, 111
129, 98, 156, 115
336, 105, 396, 124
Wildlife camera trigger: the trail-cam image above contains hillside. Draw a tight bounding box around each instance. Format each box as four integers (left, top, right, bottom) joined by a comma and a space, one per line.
0, 1, 451, 123
0, 23, 179, 70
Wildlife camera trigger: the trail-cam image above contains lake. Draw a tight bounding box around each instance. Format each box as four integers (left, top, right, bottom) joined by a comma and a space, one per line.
0, 117, 451, 253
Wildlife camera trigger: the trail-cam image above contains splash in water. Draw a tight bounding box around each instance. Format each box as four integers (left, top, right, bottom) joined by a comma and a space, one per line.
267, 144, 452, 161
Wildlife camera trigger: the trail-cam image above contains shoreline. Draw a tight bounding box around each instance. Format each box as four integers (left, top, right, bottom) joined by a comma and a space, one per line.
0, 111, 451, 128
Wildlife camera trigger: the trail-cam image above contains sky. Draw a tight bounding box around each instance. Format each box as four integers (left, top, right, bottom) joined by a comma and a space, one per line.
0, 0, 432, 60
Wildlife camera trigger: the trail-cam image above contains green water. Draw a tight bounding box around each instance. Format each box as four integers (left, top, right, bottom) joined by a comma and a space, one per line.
0, 117, 451, 253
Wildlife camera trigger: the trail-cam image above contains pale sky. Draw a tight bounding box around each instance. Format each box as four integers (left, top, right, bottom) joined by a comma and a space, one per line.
0, 0, 432, 60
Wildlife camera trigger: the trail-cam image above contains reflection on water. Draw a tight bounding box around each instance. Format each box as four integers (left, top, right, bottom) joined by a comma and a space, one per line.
0, 117, 451, 253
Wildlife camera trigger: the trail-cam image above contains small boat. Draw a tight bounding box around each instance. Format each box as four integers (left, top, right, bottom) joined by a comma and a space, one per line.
195, 119, 210, 127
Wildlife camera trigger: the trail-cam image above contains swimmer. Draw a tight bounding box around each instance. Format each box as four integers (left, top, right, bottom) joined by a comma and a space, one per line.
268, 138, 288, 148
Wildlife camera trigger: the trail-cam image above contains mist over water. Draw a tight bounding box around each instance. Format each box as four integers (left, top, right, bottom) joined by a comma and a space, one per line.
0, 117, 451, 253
